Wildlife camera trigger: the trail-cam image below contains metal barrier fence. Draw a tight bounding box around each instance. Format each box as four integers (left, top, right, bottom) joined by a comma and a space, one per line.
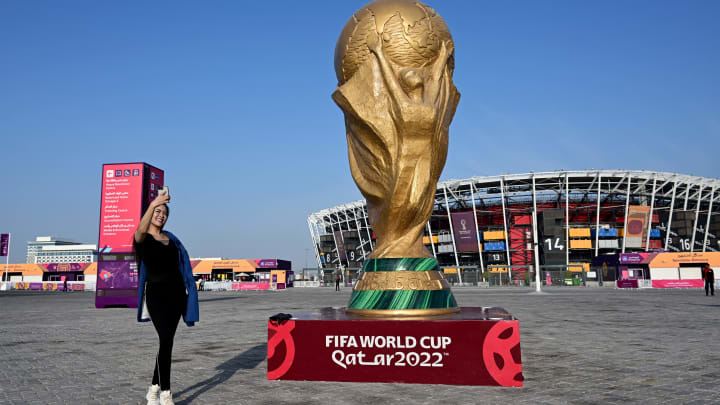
537, 270, 588, 287
443, 267, 481, 286
203, 281, 233, 291
294, 281, 321, 287
485, 265, 535, 287
298, 268, 323, 282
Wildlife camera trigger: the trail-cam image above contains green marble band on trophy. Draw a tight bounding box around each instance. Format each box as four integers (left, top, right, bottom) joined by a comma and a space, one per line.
346, 258, 459, 316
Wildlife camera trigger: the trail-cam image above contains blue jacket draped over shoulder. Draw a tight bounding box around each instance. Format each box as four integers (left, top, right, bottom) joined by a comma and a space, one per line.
136, 230, 199, 327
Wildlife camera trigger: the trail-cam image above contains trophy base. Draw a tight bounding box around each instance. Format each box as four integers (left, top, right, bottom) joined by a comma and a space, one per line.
344, 307, 460, 317
267, 307, 523, 386
347, 258, 459, 314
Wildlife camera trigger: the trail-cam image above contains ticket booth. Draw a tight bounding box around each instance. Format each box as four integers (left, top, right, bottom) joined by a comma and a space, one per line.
269, 270, 295, 289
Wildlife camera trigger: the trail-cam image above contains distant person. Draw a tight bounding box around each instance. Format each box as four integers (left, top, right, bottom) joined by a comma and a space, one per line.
335, 275, 341, 291
63, 278, 67, 292
199, 278, 205, 291
702, 265, 714, 296
134, 192, 199, 405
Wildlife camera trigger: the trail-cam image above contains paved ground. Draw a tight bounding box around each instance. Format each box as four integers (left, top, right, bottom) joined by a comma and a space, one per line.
0, 286, 718, 404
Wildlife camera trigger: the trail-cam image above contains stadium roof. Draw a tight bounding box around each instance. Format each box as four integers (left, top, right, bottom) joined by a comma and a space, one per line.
309, 169, 720, 220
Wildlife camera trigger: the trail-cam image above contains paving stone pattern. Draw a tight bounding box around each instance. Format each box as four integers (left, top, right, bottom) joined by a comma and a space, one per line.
0, 287, 718, 404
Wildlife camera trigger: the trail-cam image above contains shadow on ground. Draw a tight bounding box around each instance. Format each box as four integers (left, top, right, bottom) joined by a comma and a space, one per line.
175, 344, 266, 404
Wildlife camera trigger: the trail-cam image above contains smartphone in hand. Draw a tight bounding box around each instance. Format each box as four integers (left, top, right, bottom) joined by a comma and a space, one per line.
159, 186, 169, 196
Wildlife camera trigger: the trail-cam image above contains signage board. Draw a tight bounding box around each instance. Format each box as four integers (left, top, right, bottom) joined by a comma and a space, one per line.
99, 163, 145, 254
450, 212, 478, 252
0, 234, 8, 256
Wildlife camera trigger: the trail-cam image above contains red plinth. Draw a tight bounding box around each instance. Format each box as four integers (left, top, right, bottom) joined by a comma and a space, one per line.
267, 307, 523, 386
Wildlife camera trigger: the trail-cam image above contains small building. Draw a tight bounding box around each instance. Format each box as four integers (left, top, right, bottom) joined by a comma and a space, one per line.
189, 258, 293, 288
0, 263, 97, 283
27, 236, 97, 264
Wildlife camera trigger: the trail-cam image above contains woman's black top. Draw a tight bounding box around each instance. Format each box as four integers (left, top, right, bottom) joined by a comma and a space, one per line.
134, 234, 183, 286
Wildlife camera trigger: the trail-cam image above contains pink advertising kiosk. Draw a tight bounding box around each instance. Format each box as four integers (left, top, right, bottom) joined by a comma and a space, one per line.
95, 163, 164, 308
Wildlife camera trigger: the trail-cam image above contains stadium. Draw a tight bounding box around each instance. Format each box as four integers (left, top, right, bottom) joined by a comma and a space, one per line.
308, 169, 720, 286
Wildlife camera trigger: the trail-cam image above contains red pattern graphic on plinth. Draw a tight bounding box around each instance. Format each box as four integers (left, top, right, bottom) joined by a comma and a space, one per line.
267, 320, 296, 379
266, 308, 523, 386
483, 321, 523, 387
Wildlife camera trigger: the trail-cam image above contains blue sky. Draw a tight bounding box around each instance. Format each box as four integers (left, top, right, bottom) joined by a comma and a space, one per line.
1, 0, 718, 268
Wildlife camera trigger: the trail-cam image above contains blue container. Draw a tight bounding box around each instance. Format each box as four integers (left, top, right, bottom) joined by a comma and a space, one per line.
478, 231, 483, 241
484, 241, 506, 251
591, 228, 618, 238
650, 229, 661, 238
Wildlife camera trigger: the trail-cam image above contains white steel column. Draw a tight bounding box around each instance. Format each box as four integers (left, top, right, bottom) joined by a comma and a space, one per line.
645, 177, 657, 251
342, 206, 359, 265
351, 207, 367, 261
470, 182, 485, 275
313, 221, 325, 267
329, 216, 342, 269
361, 204, 374, 251
426, 222, 437, 258
703, 187, 715, 252
337, 213, 351, 264
443, 185, 463, 284
621, 175, 632, 253
595, 173, 602, 257
565, 172, 569, 267
665, 183, 677, 250
500, 177, 512, 280
684, 184, 690, 210
691, 186, 703, 252
531, 174, 542, 292
307, 219, 323, 268
317, 221, 327, 266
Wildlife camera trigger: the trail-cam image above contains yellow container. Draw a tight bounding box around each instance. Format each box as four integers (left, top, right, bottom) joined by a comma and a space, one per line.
422, 236, 439, 244
489, 267, 508, 273
483, 230, 506, 240
443, 268, 458, 274
568, 262, 590, 272
569, 239, 592, 249
618, 228, 624, 237
569, 228, 591, 238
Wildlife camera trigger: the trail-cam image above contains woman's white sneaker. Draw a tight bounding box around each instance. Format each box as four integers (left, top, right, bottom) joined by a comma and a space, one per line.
159, 390, 174, 405
146, 384, 160, 405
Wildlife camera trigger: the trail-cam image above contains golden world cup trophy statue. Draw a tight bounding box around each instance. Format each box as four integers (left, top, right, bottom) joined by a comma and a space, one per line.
333, 0, 461, 316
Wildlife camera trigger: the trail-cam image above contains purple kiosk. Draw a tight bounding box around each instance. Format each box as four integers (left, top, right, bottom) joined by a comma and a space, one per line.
95, 163, 164, 308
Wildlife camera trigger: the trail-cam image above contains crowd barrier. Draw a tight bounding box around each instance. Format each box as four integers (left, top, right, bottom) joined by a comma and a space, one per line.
11, 281, 91, 291
200, 281, 272, 291
202, 281, 232, 291
294, 281, 320, 287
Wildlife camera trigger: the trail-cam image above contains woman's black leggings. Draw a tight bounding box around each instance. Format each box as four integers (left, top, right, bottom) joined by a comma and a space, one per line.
146, 283, 187, 391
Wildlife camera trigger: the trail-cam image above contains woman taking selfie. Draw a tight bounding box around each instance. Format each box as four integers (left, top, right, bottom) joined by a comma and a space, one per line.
134, 189, 199, 405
